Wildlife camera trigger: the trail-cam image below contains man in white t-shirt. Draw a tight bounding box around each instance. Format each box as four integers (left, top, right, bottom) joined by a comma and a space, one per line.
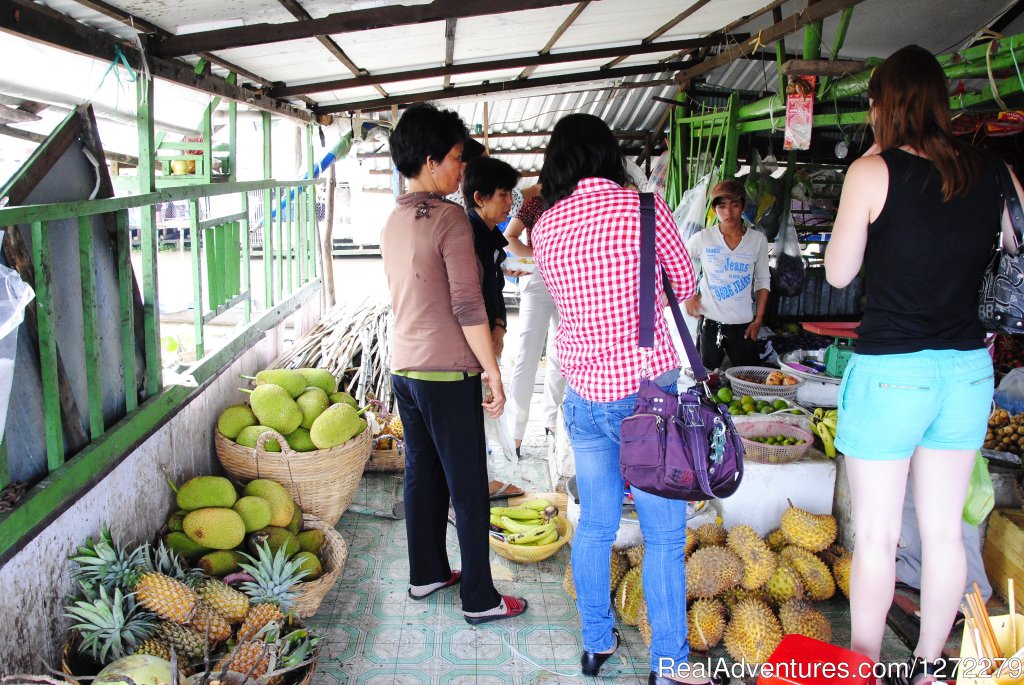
684, 179, 771, 370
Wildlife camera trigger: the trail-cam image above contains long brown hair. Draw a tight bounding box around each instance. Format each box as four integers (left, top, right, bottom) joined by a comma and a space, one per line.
868, 44, 982, 201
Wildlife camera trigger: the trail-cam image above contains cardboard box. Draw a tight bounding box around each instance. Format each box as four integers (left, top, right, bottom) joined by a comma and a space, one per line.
956, 613, 1024, 684
983, 509, 1024, 614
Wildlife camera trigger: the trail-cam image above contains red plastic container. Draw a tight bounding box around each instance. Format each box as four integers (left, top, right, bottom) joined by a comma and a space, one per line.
757, 634, 874, 685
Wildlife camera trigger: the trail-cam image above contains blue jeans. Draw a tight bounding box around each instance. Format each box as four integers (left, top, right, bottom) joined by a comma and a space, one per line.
564, 386, 690, 673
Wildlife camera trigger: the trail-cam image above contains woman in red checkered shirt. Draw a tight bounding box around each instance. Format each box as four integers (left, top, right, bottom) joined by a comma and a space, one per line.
532, 114, 718, 685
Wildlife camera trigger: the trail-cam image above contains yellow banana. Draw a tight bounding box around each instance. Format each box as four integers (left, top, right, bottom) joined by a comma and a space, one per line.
813, 407, 824, 419
506, 520, 556, 544
500, 515, 546, 534
525, 528, 559, 546
816, 421, 836, 458
822, 416, 838, 432
521, 499, 553, 511
489, 514, 503, 528
825, 409, 839, 420
490, 507, 543, 521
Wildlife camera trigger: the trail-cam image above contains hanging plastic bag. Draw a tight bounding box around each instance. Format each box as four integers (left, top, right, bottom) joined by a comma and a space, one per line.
0, 259, 34, 441
994, 367, 1024, 414
673, 171, 715, 242
771, 211, 806, 296
962, 453, 995, 526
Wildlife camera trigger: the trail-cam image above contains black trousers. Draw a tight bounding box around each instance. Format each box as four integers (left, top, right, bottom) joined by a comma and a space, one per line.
391, 373, 502, 613
697, 318, 760, 370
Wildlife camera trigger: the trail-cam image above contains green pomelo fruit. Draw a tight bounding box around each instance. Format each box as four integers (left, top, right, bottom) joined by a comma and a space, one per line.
95, 654, 185, 685
176, 476, 237, 511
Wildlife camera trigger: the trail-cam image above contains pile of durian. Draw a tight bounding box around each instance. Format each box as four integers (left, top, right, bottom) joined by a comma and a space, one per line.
563, 502, 852, 665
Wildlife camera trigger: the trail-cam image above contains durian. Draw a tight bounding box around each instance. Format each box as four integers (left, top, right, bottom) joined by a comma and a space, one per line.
694, 522, 727, 548
765, 561, 804, 606
726, 524, 778, 590
610, 550, 630, 595
688, 598, 727, 651
765, 528, 788, 552
780, 546, 835, 601
614, 566, 644, 626
723, 599, 783, 664
778, 599, 832, 643
562, 564, 577, 600
637, 597, 652, 647
684, 530, 698, 557
626, 543, 645, 568
719, 586, 770, 611
780, 501, 838, 552
831, 550, 852, 600
685, 546, 743, 599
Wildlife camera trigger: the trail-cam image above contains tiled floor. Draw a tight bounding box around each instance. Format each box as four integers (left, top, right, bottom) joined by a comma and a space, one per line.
307, 385, 912, 685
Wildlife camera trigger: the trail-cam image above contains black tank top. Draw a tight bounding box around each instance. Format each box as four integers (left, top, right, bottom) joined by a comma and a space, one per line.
855, 148, 1001, 354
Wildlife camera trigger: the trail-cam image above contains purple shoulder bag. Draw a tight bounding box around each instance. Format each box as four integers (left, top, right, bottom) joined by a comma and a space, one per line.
618, 193, 745, 501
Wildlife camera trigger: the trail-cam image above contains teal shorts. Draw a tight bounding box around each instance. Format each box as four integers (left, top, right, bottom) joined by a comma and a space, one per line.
835, 349, 994, 460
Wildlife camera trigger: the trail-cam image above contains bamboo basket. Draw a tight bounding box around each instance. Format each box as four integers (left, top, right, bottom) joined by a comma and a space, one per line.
366, 442, 405, 472
215, 425, 371, 526
292, 514, 348, 617
489, 516, 573, 563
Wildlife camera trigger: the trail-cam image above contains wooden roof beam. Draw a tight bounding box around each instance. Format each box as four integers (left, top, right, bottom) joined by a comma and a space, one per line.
155, 0, 583, 58
443, 19, 458, 89
275, 0, 389, 99
318, 60, 690, 114
780, 58, 866, 76
518, 2, 589, 80
672, 0, 869, 85
271, 34, 738, 97
0, 0, 314, 123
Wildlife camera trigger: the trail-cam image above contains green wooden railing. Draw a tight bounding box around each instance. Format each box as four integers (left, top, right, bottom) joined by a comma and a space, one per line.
665, 93, 740, 209
0, 176, 323, 563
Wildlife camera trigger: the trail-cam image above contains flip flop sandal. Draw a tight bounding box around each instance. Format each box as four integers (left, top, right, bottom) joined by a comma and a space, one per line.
408, 570, 461, 600
489, 481, 524, 500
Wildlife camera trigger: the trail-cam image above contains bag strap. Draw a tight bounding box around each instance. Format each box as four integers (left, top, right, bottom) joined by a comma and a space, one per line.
638, 193, 711, 383
995, 160, 1024, 249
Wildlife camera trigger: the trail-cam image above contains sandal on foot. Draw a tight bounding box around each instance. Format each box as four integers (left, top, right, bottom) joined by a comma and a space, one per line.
885, 656, 952, 685
488, 481, 524, 500
408, 570, 461, 600
464, 595, 528, 624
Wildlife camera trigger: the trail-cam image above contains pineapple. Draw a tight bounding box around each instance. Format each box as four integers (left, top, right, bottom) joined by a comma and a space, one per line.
218, 639, 274, 678
236, 542, 309, 642
64, 583, 157, 665
387, 415, 404, 440
134, 638, 172, 660
188, 599, 232, 643
70, 526, 146, 592
130, 569, 200, 624
217, 625, 319, 684
155, 621, 207, 660
198, 577, 249, 624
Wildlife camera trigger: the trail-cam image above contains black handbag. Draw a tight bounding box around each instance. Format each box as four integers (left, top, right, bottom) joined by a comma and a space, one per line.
979, 161, 1024, 334
618, 193, 745, 501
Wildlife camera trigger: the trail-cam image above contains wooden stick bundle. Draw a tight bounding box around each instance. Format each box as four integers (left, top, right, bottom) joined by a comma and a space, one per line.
963, 583, 1002, 674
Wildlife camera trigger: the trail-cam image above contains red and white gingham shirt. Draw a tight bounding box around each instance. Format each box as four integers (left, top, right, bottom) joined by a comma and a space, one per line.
532, 178, 696, 402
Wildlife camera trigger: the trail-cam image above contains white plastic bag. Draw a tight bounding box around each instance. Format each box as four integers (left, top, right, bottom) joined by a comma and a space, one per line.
674, 171, 716, 242
0, 260, 34, 440
995, 368, 1024, 414
771, 211, 806, 296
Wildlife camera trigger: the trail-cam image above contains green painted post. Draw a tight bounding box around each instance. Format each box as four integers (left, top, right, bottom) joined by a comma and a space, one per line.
275, 187, 284, 304
137, 76, 162, 396
263, 112, 273, 309
241, 194, 251, 322
285, 192, 293, 295
819, 8, 855, 96
32, 221, 63, 470
190, 199, 204, 359
78, 216, 104, 439
306, 126, 317, 283
207, 226, 219, 310
202, 103, 213, 183
723, 94, 740, 180
228, 76, 237, 183
115, 211, 137, 413
296, 188, 305, 288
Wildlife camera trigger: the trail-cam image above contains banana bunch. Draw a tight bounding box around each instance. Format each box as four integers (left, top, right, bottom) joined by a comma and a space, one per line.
489, 499, 561, 546
811, 408, 838, 458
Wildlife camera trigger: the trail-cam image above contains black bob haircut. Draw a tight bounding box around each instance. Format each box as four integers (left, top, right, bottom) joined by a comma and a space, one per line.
540, 114, 625, 207
461, 138, 487, 165
389, 103, 469, 179
462, 157, 521, 209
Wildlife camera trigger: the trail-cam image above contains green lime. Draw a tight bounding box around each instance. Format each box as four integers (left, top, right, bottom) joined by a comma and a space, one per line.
740, 395, 755, 406
716, 388, 734, 403
789, 409, 803, 415
746, 409, 757, 415
773, 399, 789, 410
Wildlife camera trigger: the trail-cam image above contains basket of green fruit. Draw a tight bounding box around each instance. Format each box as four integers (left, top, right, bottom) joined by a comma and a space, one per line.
735, 420, 815, 464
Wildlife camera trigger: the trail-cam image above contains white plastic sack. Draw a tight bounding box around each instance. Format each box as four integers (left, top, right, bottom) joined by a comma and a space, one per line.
674, 171, 716, 242
771, 211, 806, 296
995, 368, 1024, 415
0, 260, 34, 440
484, 410, 518, 463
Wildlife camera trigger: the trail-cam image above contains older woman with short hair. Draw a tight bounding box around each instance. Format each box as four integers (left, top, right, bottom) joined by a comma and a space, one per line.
380, 103, 527, 624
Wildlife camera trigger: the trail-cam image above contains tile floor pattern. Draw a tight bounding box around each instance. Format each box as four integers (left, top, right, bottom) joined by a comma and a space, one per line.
306, 394, 912, 685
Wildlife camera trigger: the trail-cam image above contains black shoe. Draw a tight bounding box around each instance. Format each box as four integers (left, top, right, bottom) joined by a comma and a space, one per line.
581, 628, 619, 676
648, 672, 728, 685
884, 656, 952, 685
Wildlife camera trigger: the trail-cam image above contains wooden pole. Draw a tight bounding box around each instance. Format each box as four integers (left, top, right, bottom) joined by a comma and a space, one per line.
323, 165, 337, 308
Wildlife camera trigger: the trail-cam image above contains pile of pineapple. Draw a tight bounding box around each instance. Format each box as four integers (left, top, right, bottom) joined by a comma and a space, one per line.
64, 525, 317, 683
563, 502, 851, 665
371, 407, 403, 452
217, 367, 369, 453
163, 475, 327, 585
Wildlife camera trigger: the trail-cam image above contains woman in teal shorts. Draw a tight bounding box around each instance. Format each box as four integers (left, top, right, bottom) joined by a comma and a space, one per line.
825, 45, 1023, 685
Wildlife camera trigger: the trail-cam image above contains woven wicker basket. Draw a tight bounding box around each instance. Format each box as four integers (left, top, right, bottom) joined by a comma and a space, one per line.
292, 514, 348, 617
489, 515, 573, 563
725, 366, 803, 400
366, 443, 405, 472
215, 425, 371, 526
736, 420, 815, 464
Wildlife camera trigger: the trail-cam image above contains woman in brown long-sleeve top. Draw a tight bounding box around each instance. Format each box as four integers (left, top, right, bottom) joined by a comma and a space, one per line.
379, 103, 528, 624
